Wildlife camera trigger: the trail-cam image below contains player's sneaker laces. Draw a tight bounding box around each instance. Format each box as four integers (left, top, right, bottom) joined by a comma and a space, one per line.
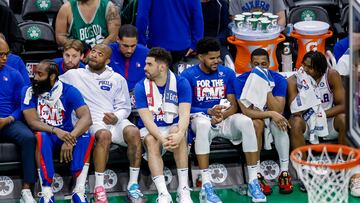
278, 171, 293, 194
199, 182, 222, 203
247, 179, 267, 203
93, 186, 108, 203
20, 189, 36, 203
257, 173, 272, 195
72, 187, 88, 203
350, 175, 360, 197
38, 187, 54, 203
127, 183, 144, 203
156, 192, 173, 203
176, 186, 193, 203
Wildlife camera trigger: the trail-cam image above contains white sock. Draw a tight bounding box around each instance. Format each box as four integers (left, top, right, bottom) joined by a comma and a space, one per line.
74, 163, 89, 192
280, 159, 289, 172
127, 167, 140, 189
247, 165, 258, 182
201, 169, 211, 187
177, 168, 189, 190
152, 175, 169, 195
95, 172, 104, 188
43, 186, 53, 196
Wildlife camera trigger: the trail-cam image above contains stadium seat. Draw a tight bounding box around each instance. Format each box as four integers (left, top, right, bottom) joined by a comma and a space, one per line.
0, 142, 21, 172
0, 0, 8, 7
21, 0, 63, 24
288, 5, 331, 25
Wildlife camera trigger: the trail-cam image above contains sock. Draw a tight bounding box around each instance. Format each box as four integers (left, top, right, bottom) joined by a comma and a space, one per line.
280, 159, 289, 172
43, 186, 53, 196
177, 168, 189, 191
127, 167, 140, 190
247, 165, 258, 182
201, 169, 211, 187
257, 160, 261, 174
74, 163, 89, 192
152, 175, 169, 195
95, 172, 104, 188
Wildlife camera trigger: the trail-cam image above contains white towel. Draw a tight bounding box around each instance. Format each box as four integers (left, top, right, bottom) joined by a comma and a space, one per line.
144, 70, 178, 124
290, 67, 328, 144
240, 66, 275, 110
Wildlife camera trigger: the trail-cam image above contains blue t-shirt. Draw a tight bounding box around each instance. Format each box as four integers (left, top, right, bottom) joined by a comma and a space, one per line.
334, 36, 349, 62
6, 53, 30, 85
109, 42, 148, 91
21, 82, 86, 132
0, 65, 25, 120
235, 70, 287, 100
181, 64, 236, 114
134, 74, 192, 128
53, 58, 85, 75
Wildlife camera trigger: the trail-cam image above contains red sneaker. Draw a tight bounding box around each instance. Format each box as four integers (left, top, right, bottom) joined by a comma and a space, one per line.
93, 186, 108, 203
257, 173, 272, 195
278, 171, 293, 194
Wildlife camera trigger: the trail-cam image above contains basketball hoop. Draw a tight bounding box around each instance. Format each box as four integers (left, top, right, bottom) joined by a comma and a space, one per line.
290, 144, 360, 203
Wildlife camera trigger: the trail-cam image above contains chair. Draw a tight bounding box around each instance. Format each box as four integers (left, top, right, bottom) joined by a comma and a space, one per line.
288, 5, 331, 25
21, 0, 63, 24
0, 0, 8, 7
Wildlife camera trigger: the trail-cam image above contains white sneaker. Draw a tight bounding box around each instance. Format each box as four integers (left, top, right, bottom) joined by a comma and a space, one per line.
350, 175, 360, 197
176, 186, 193, 203
156, 192, 173, 203
20, 189, 36, 203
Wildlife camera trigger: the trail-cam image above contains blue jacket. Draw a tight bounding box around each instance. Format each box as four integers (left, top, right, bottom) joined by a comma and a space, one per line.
6, 53, 30, 85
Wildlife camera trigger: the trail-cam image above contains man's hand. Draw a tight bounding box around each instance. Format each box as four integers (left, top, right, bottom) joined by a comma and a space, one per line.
185, 48, 195, 57
165, 132, 185, 150
211, 114, 223, 126
208, 105, 227, 118
54, 128, 76, 146
270, 111, 291, 131
0, 116, 14, 130
60, 143, 73, 163
103, 112, 118, 125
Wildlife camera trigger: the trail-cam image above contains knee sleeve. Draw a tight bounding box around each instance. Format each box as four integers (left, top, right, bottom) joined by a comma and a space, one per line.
270, 121, 290, 161
192, 117, 212, 155
231, 114, 258, 152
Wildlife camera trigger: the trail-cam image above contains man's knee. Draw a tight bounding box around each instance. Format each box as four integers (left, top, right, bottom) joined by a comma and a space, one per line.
193, 118, 211, 131
144, 135, 160, 154
123, 126, 141, 146
335, 113, 346, 130
289, 116, 305, 134
95, 130, 112, 145
233, 114, 253, 129
253, 119, 264, 137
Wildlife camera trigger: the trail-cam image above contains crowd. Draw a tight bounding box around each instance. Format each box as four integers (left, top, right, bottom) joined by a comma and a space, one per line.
0, 0, 357, 203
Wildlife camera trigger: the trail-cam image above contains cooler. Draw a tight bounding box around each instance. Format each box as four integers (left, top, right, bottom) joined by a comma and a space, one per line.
227, 33, 285, 74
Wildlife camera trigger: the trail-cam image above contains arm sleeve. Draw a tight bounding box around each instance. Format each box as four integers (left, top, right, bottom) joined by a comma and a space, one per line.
134, 82, 148, 109
68, 86, 86, 111
17, 58, 31, 85
226, 70, 236, 95
135, 0, 152, 45
190, 0, 204, 50
11, 72, 25, 120
113, 79, 131, 121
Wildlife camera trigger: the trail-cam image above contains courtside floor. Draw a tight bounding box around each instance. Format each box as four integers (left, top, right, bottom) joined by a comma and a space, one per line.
3, 185, 359, 203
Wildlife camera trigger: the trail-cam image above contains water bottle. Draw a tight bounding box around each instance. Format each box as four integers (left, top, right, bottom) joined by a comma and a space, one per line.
281, 42, 293, 72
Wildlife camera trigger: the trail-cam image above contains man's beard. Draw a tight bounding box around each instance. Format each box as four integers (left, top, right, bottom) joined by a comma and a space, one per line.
32, 77, 52, 96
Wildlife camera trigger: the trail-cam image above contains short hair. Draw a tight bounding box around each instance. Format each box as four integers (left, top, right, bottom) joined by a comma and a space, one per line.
302, 51, 328, 76
196, 37, 220, 55
39, 59, 59, 80
63, 39, 84, 54
251, 48, 269, 61
119, 24, 138, 39
0, 32, 5, 40
147, 47, 172, 67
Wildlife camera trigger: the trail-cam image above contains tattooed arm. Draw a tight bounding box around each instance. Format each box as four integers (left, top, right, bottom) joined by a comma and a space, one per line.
103, 2, 121, 45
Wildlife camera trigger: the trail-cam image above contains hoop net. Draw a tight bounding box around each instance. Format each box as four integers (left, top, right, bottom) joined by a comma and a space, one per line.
290, 144, 360, 203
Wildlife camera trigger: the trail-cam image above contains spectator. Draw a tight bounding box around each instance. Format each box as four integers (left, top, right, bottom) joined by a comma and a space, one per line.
334, 36, 349, 62
136, 0, 204, 66
201, 0, 231, 61
53, 39, 85, 75
60, 44, 143, 203
56, 0, 121, 48
0, 5, 24, 53
21, 60, 93, 203
0, 37, 36, 203
229, 0, 286, 26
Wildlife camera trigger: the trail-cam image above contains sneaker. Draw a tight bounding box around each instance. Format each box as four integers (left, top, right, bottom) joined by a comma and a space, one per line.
278, 171, 293, 194
127, 184, 144, 203
350, 175, 360, 197
247, 179, 267, 203
39, 187, 54, 203
257, 173, 272, 195
199, 183, 222, 203
93, 186, 108, 203
72, 187, 88, 203
20, 189, 36, 203
156, 192, 173, 203
299, 182, 307, 193
176, 186, 193, 203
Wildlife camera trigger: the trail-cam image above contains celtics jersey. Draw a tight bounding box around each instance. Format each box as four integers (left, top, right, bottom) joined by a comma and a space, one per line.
69, 0, 109, 47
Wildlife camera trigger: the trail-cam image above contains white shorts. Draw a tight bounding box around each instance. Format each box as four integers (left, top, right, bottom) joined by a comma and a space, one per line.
304, 117, 338, 141
89, 119, 134, 146
139, 125, 175, 140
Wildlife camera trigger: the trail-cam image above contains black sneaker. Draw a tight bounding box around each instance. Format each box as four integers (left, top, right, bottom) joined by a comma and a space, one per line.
299, 182, 307, 193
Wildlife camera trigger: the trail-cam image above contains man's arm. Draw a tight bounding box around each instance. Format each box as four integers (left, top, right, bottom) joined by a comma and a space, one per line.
176, 102, 191, 136
70, 105, 92, 138
287, 75, 302, 116
266, 93, 286, 114
103, 2, 121, 45
222, 94, 238, 120
325, 69, 346, 118
276, 10, 286, 27
137, 108, 165, 142
55, 2, 71, 46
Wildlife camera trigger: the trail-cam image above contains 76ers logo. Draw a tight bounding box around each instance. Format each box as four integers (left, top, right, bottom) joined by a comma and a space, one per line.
37, 99, 64, 126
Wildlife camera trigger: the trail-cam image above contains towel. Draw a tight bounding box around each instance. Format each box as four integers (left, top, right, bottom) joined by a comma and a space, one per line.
24, 80, 65, 112
290, 67, 328, 144
144, 70, 178, 124
240, 66, 275, 110
85, 65, 115, 80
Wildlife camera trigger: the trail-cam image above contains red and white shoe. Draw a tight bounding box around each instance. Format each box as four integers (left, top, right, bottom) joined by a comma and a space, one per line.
93, 186, 108, 203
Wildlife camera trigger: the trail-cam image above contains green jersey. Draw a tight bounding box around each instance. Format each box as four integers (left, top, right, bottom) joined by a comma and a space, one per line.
69, 0, 109, 47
